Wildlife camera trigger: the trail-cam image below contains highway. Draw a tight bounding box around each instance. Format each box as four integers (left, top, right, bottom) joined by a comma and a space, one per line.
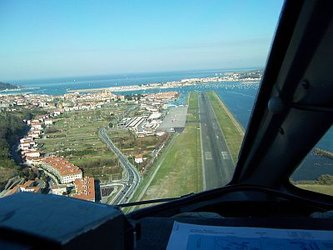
98, 128, 141, 205
198, 92, 235, 189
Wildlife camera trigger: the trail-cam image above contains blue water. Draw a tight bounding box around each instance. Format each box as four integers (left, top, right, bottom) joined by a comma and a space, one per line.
3, 70, 332, 181
117, 82, 258, 129
8, 69, 254, 96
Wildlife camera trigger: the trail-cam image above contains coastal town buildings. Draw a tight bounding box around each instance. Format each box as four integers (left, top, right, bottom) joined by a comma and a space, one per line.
19, 156, 96, 202
24, 150, 41, 158
3, 180, 42, 197
36, 156, 83, 184
1, 89, 185, 203
19, 114, 53, 160
117, 91, 180, 137
50, 184, 67, 196
72, 177, 96, 202
0, 70, 264, 206
17, 180, 41, 193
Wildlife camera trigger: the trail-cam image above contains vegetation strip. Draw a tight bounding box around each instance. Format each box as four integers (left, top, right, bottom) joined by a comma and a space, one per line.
207, 91, 244, 163
296, 184, 333, 196
126, 134, 178, 212
136, 92, 202, 202
0, 110, 40, 189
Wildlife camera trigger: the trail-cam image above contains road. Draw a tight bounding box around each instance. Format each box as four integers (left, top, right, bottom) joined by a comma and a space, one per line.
98, 128, 141, 205
198, 92, 235, 189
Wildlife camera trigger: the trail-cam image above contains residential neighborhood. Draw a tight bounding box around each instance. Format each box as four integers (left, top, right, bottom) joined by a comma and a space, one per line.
0, 89, 184, 203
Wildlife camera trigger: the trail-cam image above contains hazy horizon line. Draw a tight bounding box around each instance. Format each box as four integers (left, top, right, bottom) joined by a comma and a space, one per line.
5, 66, 264, 83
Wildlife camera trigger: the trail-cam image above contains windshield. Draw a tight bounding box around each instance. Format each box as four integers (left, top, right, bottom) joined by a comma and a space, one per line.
0, 1, 285, 209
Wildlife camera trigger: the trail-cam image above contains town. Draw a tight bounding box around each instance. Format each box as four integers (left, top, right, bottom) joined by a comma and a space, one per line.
0, 89, 184, 204
0, 70, 263, 204
68, 70, 262, 93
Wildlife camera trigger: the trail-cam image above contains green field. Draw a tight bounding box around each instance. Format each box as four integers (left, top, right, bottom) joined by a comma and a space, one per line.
128, 133, 177, 206
108, 129, 169, 174
294, 175, 333, 196
296, 184, 333, 196
38, 108, 123, 183
108, 129, 168, 157
139, 92, 202, 201
207, 91, 244, 163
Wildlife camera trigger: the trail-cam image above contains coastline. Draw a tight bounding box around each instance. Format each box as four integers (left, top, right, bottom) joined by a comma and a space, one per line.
212, 91, 245, 135
67, 83, 180, 93
1, 70, 262, 96
67, 75, 261, 94
207, 91, 245, 163
314, 148, 333, 160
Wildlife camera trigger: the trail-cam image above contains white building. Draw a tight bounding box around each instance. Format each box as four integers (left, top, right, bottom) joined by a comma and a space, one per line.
24, 150, 40, 158
50, 184, 67, 196
135, 155, 144, 164
44, 119, 53, 125
148, 112, 162, 120
31, 122, 42, 129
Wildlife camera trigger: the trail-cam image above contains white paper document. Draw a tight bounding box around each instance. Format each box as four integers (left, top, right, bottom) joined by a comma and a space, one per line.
166, 222, 333, 250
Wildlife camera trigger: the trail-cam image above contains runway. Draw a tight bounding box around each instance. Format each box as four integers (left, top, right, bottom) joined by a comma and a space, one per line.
198, 92, 235, 190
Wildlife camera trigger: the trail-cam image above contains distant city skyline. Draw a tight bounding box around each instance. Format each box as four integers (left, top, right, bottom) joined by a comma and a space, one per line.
0, 0, 284, 81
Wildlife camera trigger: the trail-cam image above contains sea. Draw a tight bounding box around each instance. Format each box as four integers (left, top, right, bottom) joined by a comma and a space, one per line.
2, 69, 332, 181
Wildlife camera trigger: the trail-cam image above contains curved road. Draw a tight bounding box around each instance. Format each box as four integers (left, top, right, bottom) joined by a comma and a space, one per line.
98, 128, 141, 205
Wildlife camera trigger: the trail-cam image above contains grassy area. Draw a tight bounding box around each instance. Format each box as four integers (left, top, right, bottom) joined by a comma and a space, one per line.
38, 108, 123, 183
296, 184, 333, 196
108, 129, 168, 157
128, 133, 177, 205
108, 128, 169, 173
294, 175, 333, 196
207, 91, 244, 163
139, 92, 202, 200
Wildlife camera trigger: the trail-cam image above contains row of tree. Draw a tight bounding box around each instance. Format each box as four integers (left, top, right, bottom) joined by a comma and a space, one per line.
0, 109, 46, 190
0, 111, 31, 168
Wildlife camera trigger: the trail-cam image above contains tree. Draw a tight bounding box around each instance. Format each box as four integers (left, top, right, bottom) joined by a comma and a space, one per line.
125, 95, 133, 101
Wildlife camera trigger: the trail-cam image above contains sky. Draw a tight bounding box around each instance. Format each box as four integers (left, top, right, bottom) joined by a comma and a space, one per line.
0, 0, 284, 81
